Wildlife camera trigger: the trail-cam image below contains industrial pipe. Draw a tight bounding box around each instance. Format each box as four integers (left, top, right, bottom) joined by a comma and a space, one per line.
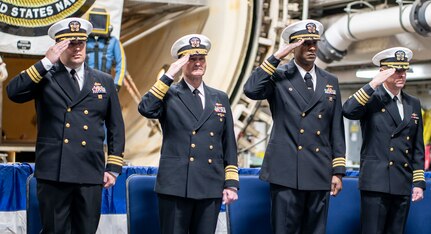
317, 0, 431, 66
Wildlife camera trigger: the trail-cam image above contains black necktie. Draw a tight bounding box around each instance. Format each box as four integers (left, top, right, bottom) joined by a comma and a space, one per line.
193, 89, 203, 116
70, 69, 80, 92
393, 96, 402, 123
304, 72, 314, 94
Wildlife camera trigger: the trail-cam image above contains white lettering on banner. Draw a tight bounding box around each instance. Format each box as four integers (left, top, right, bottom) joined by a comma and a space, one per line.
55, 2, 65, 11
10, 6, 55, 18
10, 7, 17, 17
25, 9, 33, 18
2, 0, 83, 24
19, 7, 26, 18
47, 6, 54, 16
0, 0, 123, 56
0, 3, 7, 13
56, 0, 76, 12
64, 0, 73, 8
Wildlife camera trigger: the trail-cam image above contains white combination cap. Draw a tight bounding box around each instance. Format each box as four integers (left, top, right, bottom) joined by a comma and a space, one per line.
281, 19, 324, 43
48, 17, 93, 42
372, 47, 413, 70
170, 34, 211, 59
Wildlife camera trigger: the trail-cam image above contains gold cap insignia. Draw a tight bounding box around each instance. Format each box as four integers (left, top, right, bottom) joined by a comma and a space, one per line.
69, 21, 81, 32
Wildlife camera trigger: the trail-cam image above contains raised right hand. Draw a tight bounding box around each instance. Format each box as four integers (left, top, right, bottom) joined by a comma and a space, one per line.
369, 68, 395, 89
165, 54, 190, 78
45, 40, 70, 64
273, 39, 304, 60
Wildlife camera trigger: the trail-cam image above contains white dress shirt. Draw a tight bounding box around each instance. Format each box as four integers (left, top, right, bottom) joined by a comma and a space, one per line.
184, 80, 205, 109
383, 84, 404, 120
41, 57, 85, 91
294, 60, 317, 91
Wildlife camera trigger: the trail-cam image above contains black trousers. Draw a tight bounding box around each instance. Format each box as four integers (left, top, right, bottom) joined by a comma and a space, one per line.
37, 179, 103, 234
270, 184, 330, 234
157, 193, 222, 234
360, 190, 411, 234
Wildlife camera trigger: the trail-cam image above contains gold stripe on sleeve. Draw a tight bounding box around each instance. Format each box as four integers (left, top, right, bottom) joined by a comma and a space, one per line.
225, 165, 239, 181
332, 158, 346, 167
153, 80, 169, 95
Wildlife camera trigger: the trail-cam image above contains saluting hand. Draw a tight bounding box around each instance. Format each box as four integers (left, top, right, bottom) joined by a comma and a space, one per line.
273, 39, 305, 60
369, 68, 395, 89
165, 54, 190, 78
412, 187, 424, 202
45, 40, 70, 64
330, 175, 343, 196
222, 188, 238, 205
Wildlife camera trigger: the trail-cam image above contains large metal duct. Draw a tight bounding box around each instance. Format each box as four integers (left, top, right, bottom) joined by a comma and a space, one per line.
317, 0, 431, 68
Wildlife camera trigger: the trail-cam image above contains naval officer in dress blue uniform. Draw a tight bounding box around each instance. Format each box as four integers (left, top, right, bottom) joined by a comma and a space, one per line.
7, 17, 125, 234
244, 19, 346, 234
138, 34, 239, 234
343, 47, 425, 234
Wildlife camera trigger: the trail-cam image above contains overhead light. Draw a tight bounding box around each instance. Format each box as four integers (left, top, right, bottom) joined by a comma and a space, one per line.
356, 63, 431, 80
355, 69, 379, 79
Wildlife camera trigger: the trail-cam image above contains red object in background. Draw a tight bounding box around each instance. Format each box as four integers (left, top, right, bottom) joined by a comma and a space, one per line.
425, 144, 430, 170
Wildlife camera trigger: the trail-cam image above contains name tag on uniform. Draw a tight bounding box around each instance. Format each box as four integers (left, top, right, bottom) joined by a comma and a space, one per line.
92, 83, 106, 94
